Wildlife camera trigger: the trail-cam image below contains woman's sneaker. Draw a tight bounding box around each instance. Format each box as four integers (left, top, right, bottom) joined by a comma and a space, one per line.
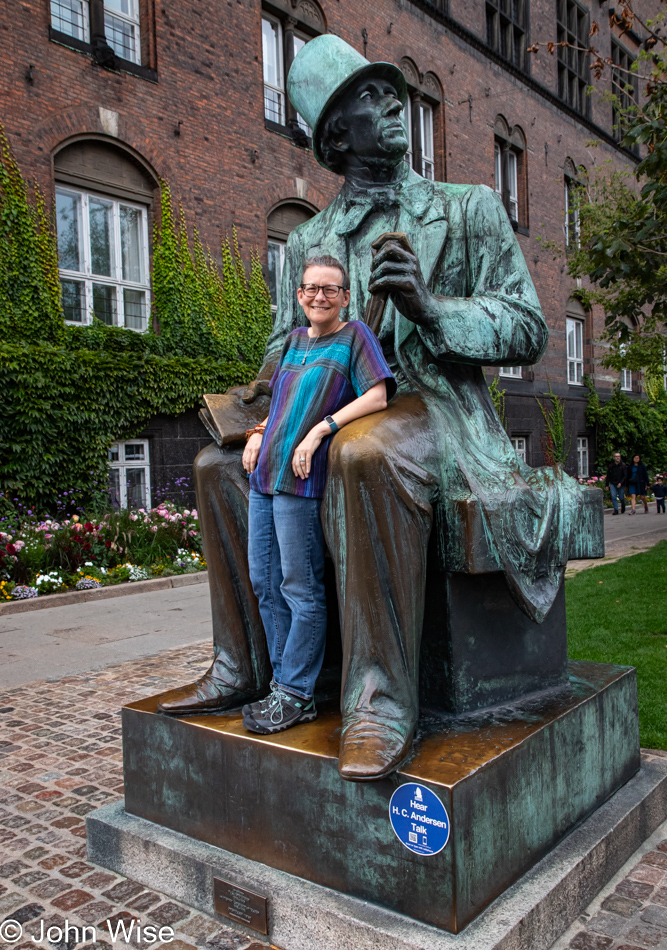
242, 681, 276, 719
243, 689, 317, 734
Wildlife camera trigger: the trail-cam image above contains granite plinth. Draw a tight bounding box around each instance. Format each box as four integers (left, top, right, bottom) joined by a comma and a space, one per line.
118, 661, 639, 933
86, 752, 667, 950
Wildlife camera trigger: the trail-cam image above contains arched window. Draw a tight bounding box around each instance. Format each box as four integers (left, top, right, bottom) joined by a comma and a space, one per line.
494, 116, 528, 232
267, 201, 317, 309
53, 139, 157, 330
400, 60, 444, 181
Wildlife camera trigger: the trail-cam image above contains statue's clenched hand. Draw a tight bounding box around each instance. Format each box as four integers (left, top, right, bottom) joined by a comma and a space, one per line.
242, 378, 273, 404
367, 237, 434, 327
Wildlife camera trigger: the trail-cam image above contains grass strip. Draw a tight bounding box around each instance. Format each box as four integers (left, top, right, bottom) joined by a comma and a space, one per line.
566, 539, 667, 751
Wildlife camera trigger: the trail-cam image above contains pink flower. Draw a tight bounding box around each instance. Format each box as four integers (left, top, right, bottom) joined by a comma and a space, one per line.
151, 526, 158, 532
184, 510, 191, 517
14, 540, 25, 550
188, 529, 197, 536
191, 510, 198, 518
129, 513, 138, 522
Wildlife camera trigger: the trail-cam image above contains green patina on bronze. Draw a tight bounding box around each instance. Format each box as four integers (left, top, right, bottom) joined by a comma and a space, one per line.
157, 35, 604, 783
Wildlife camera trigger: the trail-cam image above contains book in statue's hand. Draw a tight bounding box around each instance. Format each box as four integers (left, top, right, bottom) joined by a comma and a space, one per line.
200, 390, 271, 447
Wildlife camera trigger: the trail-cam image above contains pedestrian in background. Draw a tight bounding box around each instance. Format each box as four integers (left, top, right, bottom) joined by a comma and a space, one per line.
605, 451, 627, 515
652, 475, 666, 514
626, 453, 649, 515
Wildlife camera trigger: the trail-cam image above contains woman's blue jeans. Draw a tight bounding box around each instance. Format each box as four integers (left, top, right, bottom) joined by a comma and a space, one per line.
248, 489, 328, 700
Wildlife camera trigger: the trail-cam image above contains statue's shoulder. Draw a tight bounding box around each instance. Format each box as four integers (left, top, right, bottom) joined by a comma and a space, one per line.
432, 181, 496, 205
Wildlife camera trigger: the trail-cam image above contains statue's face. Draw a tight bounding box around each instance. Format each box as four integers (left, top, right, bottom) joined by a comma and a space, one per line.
336, 76, 408, 165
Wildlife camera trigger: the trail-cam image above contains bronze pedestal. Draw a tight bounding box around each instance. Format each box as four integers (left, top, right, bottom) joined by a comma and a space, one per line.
122, 660, 639, 933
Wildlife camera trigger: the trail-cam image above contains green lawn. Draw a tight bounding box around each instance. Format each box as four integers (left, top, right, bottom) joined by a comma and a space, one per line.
565, 539, 667, 751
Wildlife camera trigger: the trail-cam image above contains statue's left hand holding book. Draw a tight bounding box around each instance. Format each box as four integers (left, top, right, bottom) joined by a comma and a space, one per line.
200, 390, 272, 447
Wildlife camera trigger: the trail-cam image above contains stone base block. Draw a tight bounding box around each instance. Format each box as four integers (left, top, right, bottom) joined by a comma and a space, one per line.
87, 752, 667, 950
115, 661, 639, 932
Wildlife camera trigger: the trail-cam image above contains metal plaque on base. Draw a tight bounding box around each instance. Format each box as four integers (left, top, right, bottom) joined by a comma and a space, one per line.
213, 878, 268, 934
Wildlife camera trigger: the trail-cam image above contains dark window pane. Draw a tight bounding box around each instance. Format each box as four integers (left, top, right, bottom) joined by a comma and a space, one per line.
61, 279, 85, 322
92, 283, 116, 325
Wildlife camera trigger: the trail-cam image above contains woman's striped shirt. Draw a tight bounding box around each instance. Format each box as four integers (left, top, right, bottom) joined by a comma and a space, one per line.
250, 322, 396, 499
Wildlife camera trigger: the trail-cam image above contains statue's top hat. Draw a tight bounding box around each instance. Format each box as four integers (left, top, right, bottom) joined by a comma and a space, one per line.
287, 35, 407, 171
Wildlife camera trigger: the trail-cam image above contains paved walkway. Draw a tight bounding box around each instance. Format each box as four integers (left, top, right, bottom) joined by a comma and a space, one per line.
566, 507, 667, 576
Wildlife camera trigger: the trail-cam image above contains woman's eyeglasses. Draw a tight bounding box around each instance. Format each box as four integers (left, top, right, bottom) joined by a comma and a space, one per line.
299, 284, 345, 299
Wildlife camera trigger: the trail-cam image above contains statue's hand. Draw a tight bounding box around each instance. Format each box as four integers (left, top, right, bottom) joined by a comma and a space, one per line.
368, 238, 433, 327
241, 377, 273, 404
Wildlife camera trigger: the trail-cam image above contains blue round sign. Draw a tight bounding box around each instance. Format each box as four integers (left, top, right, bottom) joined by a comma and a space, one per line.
389, 783, 450, 856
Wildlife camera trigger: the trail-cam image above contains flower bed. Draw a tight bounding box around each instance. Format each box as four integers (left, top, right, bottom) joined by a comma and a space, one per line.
0, 502, 205, 600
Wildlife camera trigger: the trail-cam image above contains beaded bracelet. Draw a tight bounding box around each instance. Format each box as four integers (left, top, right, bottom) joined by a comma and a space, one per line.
245, 425, 266, 441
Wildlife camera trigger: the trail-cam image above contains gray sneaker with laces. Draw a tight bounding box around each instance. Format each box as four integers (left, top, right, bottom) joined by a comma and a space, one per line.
242, 688, 317, 734
242, 681, 276, 720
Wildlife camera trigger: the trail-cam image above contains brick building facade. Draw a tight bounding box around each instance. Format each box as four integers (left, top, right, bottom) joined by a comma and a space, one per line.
0, 0, 652, 501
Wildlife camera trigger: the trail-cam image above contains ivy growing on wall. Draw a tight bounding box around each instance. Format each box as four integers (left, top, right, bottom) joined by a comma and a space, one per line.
0, 127, 272, 511
151, 183, 271, 364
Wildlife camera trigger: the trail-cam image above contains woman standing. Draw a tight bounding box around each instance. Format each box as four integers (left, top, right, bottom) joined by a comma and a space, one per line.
241, 256, 396, 735
626, 453, 649, 514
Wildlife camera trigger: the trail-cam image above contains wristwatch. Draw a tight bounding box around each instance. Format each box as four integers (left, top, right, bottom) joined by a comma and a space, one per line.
324, 415, 339, 434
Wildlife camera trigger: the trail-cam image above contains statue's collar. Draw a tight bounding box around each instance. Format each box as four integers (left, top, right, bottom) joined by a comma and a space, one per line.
336, 167, 433, 235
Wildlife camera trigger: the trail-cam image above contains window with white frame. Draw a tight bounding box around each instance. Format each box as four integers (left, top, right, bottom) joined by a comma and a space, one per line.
564, 176, 581, 249
403, 95, 413, 168
262, 15, 285, 125
261, 14, 312, 134
566, 316, 584, 384
266, 201, 316, 313
402, 93, 437, 179
494, 141, 518, 222
55, 187, 150, 330
619, 341, 632, 391
104, 0, 141, 64
511, 436, 527, 462
108, 440, 151, 509
50, 0, 140, 64
267, 240, 285, 313
577, 436, 589, 477
51, 0, 90, 41
419, 102, 435, 179
500, 365, 523, 378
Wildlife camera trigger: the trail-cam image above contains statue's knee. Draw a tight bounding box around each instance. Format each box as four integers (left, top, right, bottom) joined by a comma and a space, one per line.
194, 444, 241, 491
331, 434, 383, 482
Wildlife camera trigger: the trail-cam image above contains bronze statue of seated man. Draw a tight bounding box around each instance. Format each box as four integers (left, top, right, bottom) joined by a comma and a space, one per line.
158, 35, 602, 782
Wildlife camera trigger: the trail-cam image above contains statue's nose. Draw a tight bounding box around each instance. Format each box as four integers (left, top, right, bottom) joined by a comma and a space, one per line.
383, 97, 402, 117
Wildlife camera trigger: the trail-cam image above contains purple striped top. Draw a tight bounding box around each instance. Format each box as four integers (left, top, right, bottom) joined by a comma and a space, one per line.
249, 322, 395, 498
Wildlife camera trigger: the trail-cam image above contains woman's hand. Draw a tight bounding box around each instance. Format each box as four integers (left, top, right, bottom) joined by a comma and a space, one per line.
242, 433, 264, 473
292, 423, 328, 480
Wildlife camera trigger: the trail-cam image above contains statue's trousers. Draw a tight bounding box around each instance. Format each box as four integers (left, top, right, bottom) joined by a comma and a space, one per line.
194, 393, 438, 730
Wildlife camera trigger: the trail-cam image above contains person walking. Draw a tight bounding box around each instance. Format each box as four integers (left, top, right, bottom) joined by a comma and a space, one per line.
652, 475, 666, 514
240, 255, 396, 735
605, 452, 627, 515
626, 454, 650, 515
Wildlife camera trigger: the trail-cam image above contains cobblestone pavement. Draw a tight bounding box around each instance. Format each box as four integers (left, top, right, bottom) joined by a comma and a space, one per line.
0, 641, 665, 950
0, 640, 270, 950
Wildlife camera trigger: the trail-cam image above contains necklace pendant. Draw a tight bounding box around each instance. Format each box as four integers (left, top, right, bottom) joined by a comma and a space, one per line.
302, 356, 306, 365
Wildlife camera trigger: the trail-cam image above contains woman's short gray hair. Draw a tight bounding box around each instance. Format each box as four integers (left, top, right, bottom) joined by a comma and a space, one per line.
302, 255, 349, 290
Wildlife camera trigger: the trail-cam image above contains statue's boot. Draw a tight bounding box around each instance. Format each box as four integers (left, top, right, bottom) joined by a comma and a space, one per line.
157, 658, 264, 715
338, 716, 416, 781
